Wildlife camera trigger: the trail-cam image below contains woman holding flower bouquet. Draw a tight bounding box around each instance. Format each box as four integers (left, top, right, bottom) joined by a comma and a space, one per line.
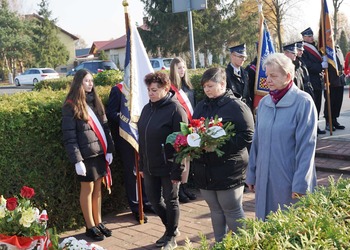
246, 53, 317, 221
191, 67, 254, 242
62, 69, 114, 241
138, 71, 188, 250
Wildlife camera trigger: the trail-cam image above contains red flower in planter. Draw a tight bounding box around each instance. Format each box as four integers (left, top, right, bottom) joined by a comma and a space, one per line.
20, 186, 35, 199
6, 197, 18, 211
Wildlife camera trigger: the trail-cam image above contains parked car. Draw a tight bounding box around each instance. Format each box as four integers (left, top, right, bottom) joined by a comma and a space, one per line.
66, 60, 118, 76
15, 68, 60, 86
150, 58, 173, 71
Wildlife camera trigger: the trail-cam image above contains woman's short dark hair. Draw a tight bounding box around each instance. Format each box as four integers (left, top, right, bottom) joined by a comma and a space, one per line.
200, 67, 226, 86
144, 71, 170, 88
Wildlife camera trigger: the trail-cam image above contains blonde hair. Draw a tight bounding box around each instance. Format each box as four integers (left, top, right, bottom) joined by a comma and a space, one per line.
169, 57, 193, 90
263, 53, 295, 79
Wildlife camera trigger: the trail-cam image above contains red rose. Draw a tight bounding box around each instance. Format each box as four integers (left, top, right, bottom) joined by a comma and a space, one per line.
20, 186, 35, 199
6, 197, 18, 211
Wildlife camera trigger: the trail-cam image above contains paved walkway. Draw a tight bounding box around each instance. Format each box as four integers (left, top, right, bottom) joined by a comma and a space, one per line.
60, 137, 350, 250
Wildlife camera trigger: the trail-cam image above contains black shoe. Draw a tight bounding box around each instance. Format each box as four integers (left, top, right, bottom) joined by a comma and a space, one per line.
133, 211, 148, 223
335, 124, 345, 129
85, 226, 104, 241
317, 128, 326, 134
325, 124, 336, 131
161, 236, 177, 250
334, 122, 345, 129
178, 186, 190, 203
97, 223, 112, 237
182, 187, 197, 200
156, 229, 180, 248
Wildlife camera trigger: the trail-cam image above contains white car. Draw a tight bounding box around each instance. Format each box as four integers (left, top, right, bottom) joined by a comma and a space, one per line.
15, 68, 60, 86
150, 58, 173, 71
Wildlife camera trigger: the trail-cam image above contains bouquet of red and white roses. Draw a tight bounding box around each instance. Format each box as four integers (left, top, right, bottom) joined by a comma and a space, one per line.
166, 116, 235, 164
0, 186, 51, 249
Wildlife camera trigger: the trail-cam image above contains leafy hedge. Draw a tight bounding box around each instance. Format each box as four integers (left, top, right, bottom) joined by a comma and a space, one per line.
0, 87, 127, 233
191, 177, 350, 249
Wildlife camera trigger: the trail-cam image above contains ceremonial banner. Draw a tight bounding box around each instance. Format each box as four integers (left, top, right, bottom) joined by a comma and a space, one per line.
253, 3, 275, 109
120, 7, 153, 152
318, 0, 338, 74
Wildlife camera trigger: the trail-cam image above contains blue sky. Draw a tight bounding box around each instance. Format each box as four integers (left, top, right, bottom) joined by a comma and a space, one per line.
22, 0, 350, 47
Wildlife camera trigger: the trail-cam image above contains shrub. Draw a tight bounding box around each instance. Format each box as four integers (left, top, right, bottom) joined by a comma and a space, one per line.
188, 177, 350, 249
93, 69, 124, 87
34, 78, 72, 91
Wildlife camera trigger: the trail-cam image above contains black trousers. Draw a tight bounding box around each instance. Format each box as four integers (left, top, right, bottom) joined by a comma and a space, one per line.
323, 86, 344, 121
143, 173, 180, 236
313, 89, 323, 119
118, 136, 149, 213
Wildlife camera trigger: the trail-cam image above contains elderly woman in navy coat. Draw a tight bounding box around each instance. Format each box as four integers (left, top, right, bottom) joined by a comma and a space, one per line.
246, 53, 318, 221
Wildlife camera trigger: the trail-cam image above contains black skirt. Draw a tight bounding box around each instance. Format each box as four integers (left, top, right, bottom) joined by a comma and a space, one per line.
77, 154, 107, 182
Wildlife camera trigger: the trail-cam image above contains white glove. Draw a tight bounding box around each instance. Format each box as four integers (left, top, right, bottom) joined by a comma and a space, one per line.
321, 61, 328, 68
322, 55, 328, 62
75, 161, 86, 176
105, 153, 113, 165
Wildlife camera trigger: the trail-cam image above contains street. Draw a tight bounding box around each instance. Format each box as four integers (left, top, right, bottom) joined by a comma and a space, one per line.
0, 85, 34, 95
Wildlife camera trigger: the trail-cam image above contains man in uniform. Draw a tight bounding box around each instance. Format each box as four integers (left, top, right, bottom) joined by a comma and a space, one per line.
226, 43, 251, 109
106, 85, 155, 223
296, 41, 314, 98
283, 43, 304, 90
301, 27, 327, 135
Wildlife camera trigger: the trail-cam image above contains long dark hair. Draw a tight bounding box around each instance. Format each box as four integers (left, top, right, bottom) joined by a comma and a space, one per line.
64, 69, 105, 121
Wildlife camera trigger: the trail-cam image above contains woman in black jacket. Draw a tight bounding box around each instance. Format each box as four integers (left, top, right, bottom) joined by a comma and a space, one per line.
192, 68, 254, 242
138, 72, 187, 249
62, 69, 114, 241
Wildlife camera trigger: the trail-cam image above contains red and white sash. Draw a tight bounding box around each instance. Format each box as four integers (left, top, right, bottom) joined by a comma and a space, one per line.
87, 106, 112, 193
304, 43, 322, 61
171, 85, 193, 120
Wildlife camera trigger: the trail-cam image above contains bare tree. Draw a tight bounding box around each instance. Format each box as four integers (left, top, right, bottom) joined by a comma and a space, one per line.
263, 0, 305, 51
75, 36, 88, 49
332, 0, 344, 43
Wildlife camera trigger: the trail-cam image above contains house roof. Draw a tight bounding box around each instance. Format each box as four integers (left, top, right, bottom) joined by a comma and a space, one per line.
90, 24, 149, 53
24, 14, 79, 41
89, 41, 113, 54
99, 35, 127, 51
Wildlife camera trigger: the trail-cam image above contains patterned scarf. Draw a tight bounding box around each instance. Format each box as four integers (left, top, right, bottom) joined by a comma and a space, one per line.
269, 80, 293, 104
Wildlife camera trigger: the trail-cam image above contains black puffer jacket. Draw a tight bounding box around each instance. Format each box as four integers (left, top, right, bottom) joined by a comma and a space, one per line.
192, 90, 254, 190
62, 95, 114, 164
138, 91, 187, 180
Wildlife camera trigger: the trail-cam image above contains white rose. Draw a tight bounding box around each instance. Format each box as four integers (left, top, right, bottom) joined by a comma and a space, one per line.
0, 206, 6, 218
19, 208, 36, 228
0, 196, 6, 206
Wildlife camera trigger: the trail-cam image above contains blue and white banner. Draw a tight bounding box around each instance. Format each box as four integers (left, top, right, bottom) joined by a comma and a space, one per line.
120, 11, 153, 152
253, 4, 275, 108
